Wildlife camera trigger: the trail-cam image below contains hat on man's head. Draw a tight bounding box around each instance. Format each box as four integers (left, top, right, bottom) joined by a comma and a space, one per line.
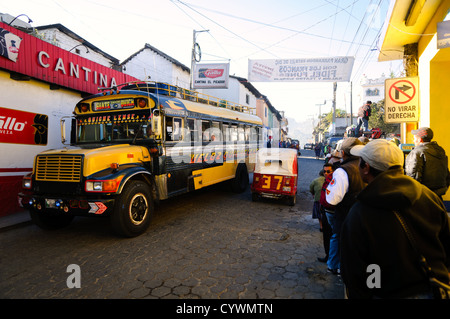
350, 139, 404, 172
340, 137, 363, 156
411, 127, 433, 141
331, 149, 342, 158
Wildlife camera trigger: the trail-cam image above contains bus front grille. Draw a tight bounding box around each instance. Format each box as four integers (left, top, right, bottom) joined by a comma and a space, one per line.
35, 155, 83, 182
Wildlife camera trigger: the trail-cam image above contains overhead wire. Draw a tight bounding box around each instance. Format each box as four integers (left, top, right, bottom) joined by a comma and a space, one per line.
171, 0, 280, 58
238, 0, 364, 59
328, 0, 340, 55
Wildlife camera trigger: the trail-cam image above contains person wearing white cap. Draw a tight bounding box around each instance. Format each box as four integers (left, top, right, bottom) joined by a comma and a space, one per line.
340, 139, 450, 299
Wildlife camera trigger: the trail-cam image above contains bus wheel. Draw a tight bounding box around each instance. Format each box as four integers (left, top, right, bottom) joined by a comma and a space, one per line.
111, 180, 153, 237
231, 164, 249, 193
29, 210, 74, 230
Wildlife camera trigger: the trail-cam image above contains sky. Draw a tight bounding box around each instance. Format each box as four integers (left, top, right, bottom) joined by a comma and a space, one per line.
2, 0, 403, 123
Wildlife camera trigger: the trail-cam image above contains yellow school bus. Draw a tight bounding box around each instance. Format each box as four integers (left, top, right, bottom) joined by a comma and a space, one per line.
19, 82, 263, 237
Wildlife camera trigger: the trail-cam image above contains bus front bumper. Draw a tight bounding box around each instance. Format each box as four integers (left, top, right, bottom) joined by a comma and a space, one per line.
18, 192, 115, 217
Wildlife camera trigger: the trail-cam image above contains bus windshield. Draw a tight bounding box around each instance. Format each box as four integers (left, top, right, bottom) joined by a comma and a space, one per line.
77, 118, 152, 143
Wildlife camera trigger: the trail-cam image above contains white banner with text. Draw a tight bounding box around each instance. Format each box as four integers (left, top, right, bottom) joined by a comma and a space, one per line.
248, 57, 354, 82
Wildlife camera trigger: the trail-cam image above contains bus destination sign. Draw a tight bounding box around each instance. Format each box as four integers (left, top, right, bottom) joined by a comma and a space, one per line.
93, 99, 135, 111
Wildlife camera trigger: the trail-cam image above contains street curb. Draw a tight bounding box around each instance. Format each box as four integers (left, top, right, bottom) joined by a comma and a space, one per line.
0, 210, 32, 232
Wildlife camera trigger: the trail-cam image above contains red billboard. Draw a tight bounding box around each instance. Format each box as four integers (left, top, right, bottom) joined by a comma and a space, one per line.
0, 22, 138, 94
0, 107, 48, 145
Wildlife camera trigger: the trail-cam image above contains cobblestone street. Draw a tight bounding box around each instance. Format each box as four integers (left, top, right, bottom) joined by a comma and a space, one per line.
0, 150, 344, 299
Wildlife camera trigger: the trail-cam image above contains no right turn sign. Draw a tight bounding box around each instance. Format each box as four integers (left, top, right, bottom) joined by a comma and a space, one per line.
384, 77, 419, 123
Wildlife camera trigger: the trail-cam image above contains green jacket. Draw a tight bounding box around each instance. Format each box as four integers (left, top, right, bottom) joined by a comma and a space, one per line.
309, 176, 325, 202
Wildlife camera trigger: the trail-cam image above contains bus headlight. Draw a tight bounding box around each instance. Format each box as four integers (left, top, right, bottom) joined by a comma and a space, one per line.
86, 181, 103, 192
85, 177, 122, 193
22, 176, 32, 189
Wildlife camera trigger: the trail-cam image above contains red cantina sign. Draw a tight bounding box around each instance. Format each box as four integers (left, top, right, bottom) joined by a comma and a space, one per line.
0, 22, 138, 94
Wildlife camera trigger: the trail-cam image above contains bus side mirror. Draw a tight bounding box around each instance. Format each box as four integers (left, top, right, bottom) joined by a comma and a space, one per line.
152, 110, 162, 138
60, 116, 72, 145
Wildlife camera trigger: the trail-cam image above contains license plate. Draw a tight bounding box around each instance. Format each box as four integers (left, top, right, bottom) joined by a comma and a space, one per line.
45, 199, 56, 208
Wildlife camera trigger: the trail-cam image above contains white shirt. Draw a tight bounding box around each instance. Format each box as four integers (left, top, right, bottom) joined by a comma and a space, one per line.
325, 167, 349, 206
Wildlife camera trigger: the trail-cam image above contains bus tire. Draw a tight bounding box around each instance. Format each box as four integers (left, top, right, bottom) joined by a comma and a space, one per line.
29, 210, 74, 230
231, 164, 249, 193
111, 180, 153, 237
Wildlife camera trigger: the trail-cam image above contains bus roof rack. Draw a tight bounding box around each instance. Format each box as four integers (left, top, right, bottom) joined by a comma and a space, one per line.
98, 81, 255, 115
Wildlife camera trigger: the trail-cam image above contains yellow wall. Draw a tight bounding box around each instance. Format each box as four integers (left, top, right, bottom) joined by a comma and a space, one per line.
417, 0, 450, 203
430, 58, 450, 202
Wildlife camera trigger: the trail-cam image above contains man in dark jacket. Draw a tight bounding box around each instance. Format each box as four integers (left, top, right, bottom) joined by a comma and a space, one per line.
405, 127, 450, 198
341, 139, 450, 299
355, 101, 371, 134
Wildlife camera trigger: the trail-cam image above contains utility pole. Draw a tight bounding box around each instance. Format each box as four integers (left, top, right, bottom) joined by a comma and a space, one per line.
331, 82, 337, 135
315, 100, 326, 142
190, 29, 209, 90
350, 82, 353, 126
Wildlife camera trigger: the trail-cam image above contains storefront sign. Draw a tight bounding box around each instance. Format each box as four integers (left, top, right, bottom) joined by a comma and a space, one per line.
0, 22, 138, 94
192, 63, 229, 89
248, 56, 354, 82
0, 107, 48, 145
0, 27, 22, 62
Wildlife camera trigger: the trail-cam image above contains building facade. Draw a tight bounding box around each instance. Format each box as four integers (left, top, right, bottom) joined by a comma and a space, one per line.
0, 18, 137, 217
378, 0, 450, 209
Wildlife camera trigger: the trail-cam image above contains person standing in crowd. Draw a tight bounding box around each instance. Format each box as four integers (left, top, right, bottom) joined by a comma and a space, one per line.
317, 161, 339, 263
405, 127, 450, 199
310, 169, 325, 231
324, 137, 365, 274
314, 142, 322, 159
355, 101, 372, 135
341, 139, 450, 299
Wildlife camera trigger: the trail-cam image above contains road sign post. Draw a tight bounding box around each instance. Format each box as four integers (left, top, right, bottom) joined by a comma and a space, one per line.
384, 77, 419, 123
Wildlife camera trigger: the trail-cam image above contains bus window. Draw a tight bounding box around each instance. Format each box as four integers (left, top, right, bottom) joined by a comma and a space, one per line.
238, 125, 245, 141
222, 123, 230, 141
202, 120, 210, 142
166, 117, 173, 141
211, 121, 221, 141
173, 118, 182, 141
230, 124, 238, 142
166, 117, 182, 141
250, 126, 258, 143
186, 118, 199, 142
245, 126, 251, 142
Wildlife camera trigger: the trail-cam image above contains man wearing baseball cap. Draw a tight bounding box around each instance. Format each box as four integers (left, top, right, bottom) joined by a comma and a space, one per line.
340, 139, 450, 299
405, 127, 450, 199
324, 137, 365, 274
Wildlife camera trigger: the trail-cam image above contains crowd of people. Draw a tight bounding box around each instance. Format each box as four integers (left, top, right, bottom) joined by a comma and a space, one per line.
309, 127, 450, 299
313, 142, 333, 160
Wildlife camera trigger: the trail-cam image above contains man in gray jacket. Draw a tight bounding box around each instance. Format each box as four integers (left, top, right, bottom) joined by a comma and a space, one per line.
405, 127, 450, 198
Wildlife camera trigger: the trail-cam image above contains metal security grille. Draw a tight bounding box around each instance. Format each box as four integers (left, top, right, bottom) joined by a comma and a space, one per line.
35, 155, 82, 182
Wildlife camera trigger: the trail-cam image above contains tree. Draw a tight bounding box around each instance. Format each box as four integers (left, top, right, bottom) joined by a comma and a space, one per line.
313, 108, 347, 140
368, 100, 400, 135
